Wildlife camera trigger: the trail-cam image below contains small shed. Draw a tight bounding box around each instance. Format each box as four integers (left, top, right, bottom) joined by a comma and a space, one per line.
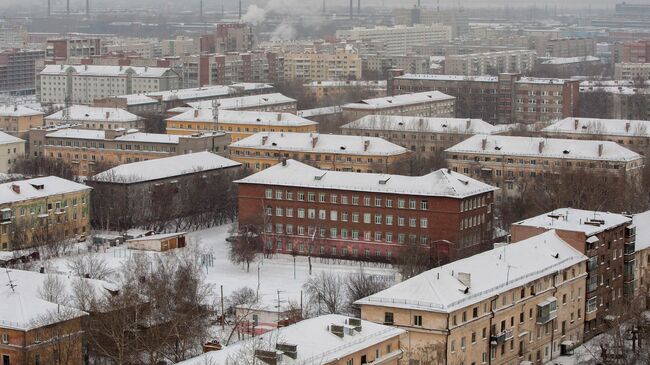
126, 232, 187, 252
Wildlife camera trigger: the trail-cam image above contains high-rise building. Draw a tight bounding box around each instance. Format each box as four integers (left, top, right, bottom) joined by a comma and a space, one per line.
199, 23, 255, 54
0, 49, 45, 95
444, 50, 536, 76
336, 24, 452, 54
283, 48, 362, 81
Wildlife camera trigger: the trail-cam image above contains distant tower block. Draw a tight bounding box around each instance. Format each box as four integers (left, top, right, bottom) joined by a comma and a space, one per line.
349, 0, 353, 18
86, 0, 90, 16
357, 0, 360, 15
67, 0, 70, 15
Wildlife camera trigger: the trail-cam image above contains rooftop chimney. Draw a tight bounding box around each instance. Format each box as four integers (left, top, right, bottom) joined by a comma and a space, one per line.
105, 111, 110, 119
538, 141, 544, 153
277, 113, 282, 121
194, 109, 199, 118
466, 119, 471, 129
311, 136, 318, 148
11, 184, 20, 194
262, 135, 268, 145
481, 138, 487, 150
363, 140, 370, 151
282, 158, 287, 166
626, 122, 631, 132
574, 119, 579, 130
457, 272, 471, 288
598, 143, 603, 157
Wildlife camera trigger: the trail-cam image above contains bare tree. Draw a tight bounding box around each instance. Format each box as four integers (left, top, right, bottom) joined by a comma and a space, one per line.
30, 306, 87, 365
66, 254, 114, 281
38, 273, 69, 305
228, 224, 261, 272
345, 269, 392, 316
397, 243, 432, 280
10, 156, 77, 180
224, 286, 257, 345
303, 271, 346, 315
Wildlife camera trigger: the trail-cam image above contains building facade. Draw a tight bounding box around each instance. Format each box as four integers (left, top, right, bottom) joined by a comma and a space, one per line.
0, 105, 44, 140
614, 62, 650, 81
45, 105, 143, 130
181, 51, 283, 88
304, 80, 386, 103
357, 230, 587, 365
229, 132, 410, 172
512, 209, 636, 340
336, 24, 452, 54
0, 176, 91, 251
389, 72, 580, 124
0, 49, 45, 95
341, 91, 455, 123
531, 37, 596, 58
445, 135, 644, 201
45, 38, 101, 62
199, 24, 255, 54
283, 48, 362, 81
236, 159, 498, 263
444, 50, 537, 76
0, 132, 25, 173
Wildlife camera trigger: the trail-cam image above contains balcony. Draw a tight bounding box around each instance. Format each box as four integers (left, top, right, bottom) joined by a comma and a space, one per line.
624, 242, 635, 256
536, 298, 558, 325
490, 329, 513, 346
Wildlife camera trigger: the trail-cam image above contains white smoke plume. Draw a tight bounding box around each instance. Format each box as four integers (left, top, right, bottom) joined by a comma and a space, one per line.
270, 20, 297, 41
241, 4, 267, 25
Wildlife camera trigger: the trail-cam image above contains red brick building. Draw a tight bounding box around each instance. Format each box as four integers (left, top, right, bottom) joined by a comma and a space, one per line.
236, 159, 498, 263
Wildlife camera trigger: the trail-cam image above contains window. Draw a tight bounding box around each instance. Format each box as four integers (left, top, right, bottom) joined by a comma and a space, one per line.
420, 200, 428, 210
375, 214, 382, 224
398, 199, 405, 208
375, 197, 381, 207
275, 190, 283, 200
363, 196, 371, 206
409, 199, 417, 209
420, 218, 428, 228
265, 189, 272, 199
319, 210, 326, 220
413, 315, 423, 326
330, 211, 338, 221
384, 312, 394, 324
308, 192, 315, 202
364, 213, 371, 224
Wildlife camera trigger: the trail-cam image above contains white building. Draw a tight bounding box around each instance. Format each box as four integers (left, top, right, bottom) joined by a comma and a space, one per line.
444, 50, 537, 76
336, 24, 452, 54
39, 64, 182, 104
45, 105, 143, 130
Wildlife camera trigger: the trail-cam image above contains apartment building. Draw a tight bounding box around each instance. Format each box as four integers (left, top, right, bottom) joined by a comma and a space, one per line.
304, 80, 386, 103
177, 314, 404, 365
444, 50, 537, 76
341, 91, 455, 123
614, 63, 650, 80
236, 159, 497, 263
181, 51, 283, 88
336, 24, 452, 54
632, 211, 650, 307
29, 127, 230, 176
356, 230, 587, 365
0, 105, 44, 140
618, 39, 650, 63
445, 135, 644, 200
0, 290, 87, 365
0, 176, 91, 250
0, 132, 25, 173
542, 117, 650, 154
531, 37, 596, 58
0, 49, 45, 95
166, 109, 317, 141
45, 38, 101, 62
361, 54, 431, 78
389, 72, 580, 124
512, 209, 635, 339
393, 7, 469, 37
45, 105, 143, 130
579, 80, 650, 121
229, 132, 410, 172
160, 36, 198, 57
199, 23, 255, 54
38, 64, 182, 104
340, 115, 499, 154
283, 48, 362, 81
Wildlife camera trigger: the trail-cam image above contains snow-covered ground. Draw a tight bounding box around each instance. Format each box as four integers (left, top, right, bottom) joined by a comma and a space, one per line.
43, 223, 397, 310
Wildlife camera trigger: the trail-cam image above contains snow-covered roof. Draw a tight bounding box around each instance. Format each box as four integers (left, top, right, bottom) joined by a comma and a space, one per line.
40, 64, 172, 78
187, 93, 296, 110
395, 73, 573, 85
0, 290, 87, 331
297, 106, 342, 118
540, 56, 600, 65
45, 105, 141, 123
126, 232, 186, 242
356, 230, 587, 313
341, 115, 498, 134
230, 132, 409, 156
0, 105, 44, 117
45, 128, 107, 140
176, 314, 405, 365
0, 176, 90, 205
114, 132, 180, 144
446, 135, 642, 162
0, 131, 25, 145
633, 210, 650, 252
167, 109, 318, 127
236, 159, 497, 198
146, 85, 232, 102
513, 208, 632, 236
304, 80, 387, 88
343, 91, 455, 110
543, 117, 650, 138
91, 151, 241, 183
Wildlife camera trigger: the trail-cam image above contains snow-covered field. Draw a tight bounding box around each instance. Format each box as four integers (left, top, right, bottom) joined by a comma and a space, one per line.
44, 223, 397, 309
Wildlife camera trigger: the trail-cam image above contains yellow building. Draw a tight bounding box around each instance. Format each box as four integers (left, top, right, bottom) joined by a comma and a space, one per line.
166, 108, 318, 142
0, 105, 44, 140
283, 48, 362, 81
0, 176, 91, 251
229, 132, 410, 172
356, 230, 587, 365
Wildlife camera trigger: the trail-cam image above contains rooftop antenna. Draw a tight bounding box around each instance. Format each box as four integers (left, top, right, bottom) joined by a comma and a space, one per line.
5, 268, 16, 293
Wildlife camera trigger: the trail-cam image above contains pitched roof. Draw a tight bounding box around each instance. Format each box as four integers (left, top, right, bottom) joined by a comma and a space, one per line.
355, 230, 587, 313
0, 105, 44, 117
0, 131, 25, 145
543, 117, 650, 138
40, 64, 172, 78
230, 132, 409, 156
235, 159, 497, 198
446, 135, 642, 162
341, 115, 498, 134
513, 208, 632, 236
91, 151, 241, 184
343, 91, 455, 110
167, 109, 318, 127
187, 93, 296, 110
0, 290, 87, 331
45, 105, 141, 123
0, 176, 90, 205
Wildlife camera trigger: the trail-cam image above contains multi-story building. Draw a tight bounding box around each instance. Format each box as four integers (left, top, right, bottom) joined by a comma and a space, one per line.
444, 50, 537, 76
183, 93, 297, 114
0, 176, 91, 250
0, 49, 45, 95
512, 209, 635, 339
304, 80, 386, 103
340, 115, 499, 154
618, 40, 650, 63
199, 23, 255, 54
393, 7, 469, 37
181, 51, 283, 88
361, 54, 431, 78
229, 132, 410, 172
614, 62, 650, 80
632, 210, 650, 307
531, 37, 596, 58
166, 109, 317, 141
542, 117, 650, 155
445, 135, 644, 200
177, 314, 405, 365
341, 91, 455, 123
29, 127, 230, 176
160, 36, 198, 57
0, 105, 44, 140
45, 38, 101, 62
0, 132, 25, 173
236, 159, 498, 263
536, 56, 602, 77
44, 105, 143, 130
389, 72, 580, 124
0, 290, 87, 365
356, 230, 587, 365
38, 64, 182, 104
336, 24, 452, 54
578, 80, 650, 121
283, 48, 362, 81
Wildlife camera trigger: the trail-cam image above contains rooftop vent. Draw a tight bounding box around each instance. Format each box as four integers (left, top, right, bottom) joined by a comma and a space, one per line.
275, 343, 298, 359
329, 324, 344, 338
271, 142, 277, 146
314, 172, 326, 181
563, 150, 570, 154
10, 184, 20, 194
256, 118, 261, 122
254, 349, 281, 365
30, 183, 45, 190
379, 176, 391, 185
494, 146, 502, 151
340, 146, 346, 150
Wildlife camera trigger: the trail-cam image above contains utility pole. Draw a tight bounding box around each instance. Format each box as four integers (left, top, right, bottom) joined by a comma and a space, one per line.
220, 285, 225, 330
349, 0, 352, 19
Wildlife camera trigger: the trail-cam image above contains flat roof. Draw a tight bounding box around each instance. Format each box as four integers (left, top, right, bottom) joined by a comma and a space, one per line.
343, 91, 455, 110
513, 208, 632, 236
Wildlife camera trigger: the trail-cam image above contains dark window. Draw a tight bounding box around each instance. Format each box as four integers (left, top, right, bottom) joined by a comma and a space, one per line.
384, 312, 394, 324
